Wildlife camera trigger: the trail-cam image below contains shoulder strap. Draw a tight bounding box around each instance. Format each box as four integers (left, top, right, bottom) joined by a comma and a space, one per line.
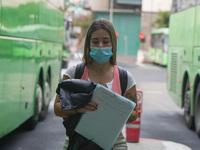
75, 63, 127, 95
75, 62, 85, 79
118, 67, 128, 96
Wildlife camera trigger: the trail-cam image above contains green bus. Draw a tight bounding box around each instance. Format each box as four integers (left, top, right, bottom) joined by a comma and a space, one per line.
0, 0, 63, 138
149, 28, 169, 66
167, 0, 200, 137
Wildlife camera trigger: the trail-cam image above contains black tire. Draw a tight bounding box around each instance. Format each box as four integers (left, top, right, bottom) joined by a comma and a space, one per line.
39, 74, 51, 120
195, 82, 200, 138
184, 80, 195, 129
22, 83, 43, 130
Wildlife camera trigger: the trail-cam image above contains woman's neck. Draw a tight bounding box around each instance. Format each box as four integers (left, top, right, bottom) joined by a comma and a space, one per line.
89, 61, 113, 76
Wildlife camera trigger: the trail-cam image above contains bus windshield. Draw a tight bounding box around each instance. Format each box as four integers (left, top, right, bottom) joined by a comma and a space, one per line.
151, 34, 168, 53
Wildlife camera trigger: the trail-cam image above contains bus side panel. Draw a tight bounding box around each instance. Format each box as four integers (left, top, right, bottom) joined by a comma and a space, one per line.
20, 40, 40, 120
50, 43, 62, 98
38, 0, 63, 42
169, 8, 195, 62
162, 52, 168, 66
1, 0, 39, 39
167, 47, 184, 107
0, 0, 1, 34
194, 5, 200, 47
194, 5, 200, 67
41, 41, 61, 99
149, 47, 155, 63
1, 0, 63, 43
0, 39, 23, 138
155, 48, 162, 64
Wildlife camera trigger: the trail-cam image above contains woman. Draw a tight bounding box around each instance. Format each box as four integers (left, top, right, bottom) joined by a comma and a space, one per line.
54, 18, 138, 150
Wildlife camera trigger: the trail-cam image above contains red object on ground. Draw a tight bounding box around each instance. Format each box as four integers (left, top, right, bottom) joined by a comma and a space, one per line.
126, 91, 143, 142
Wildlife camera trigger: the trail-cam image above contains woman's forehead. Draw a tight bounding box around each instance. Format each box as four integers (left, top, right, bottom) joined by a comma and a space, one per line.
91, 29, 110, 39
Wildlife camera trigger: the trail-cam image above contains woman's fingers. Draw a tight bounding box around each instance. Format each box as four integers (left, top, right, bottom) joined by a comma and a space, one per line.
79, 101, 98, 113
88, 101, 98, 108
85, 102, 98, 110
78, 101, 98, 113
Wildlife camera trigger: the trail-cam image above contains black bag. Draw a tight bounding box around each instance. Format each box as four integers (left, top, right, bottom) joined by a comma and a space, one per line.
56, 78, 102, 149
56, 79, 96, 110
63, 114, 103, 150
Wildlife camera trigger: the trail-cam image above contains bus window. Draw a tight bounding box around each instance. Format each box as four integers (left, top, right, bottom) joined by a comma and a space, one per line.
197, 0, 200, 5
154, 34, 163, 50
180, 0, 196, 10
171, 0, 182, 13
151, 35, 156, 48
149, 28, 169, 66
151, 34, 163, 50
163, 35, 168, 53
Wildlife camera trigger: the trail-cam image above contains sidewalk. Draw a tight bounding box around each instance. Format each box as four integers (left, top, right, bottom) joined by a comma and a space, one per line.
117, 55, 137, 63
118, 55, 192, 150
127, 138, 192, 150
120, 127, 192, 150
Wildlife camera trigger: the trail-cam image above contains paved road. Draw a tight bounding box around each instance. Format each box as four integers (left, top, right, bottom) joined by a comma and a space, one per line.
0, 57, 199, 150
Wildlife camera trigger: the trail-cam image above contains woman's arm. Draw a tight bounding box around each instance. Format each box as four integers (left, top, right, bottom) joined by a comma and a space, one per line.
123, 85, 138, 123
54, 75, 98, 118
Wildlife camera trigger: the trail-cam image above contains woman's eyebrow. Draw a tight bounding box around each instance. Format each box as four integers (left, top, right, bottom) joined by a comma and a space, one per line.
91, 38, 98, 40
91, 37, 111, 41
103, 37, 110, 40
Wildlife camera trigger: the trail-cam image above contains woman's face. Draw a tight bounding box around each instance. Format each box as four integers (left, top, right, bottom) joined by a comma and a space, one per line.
90, 29, 112, 48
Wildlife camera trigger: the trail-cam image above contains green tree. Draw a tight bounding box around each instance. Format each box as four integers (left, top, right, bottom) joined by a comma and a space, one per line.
74, 15, 92, 37
154, 11, 170, 28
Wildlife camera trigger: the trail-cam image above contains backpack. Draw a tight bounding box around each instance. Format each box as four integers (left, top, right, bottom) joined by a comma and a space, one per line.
75, 62, 128, 96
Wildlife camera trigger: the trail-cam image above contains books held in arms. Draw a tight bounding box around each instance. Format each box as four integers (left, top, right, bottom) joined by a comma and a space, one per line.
75, 84, 136, 150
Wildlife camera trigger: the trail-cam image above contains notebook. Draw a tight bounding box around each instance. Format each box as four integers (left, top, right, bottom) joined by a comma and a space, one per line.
75, 84, 136, 150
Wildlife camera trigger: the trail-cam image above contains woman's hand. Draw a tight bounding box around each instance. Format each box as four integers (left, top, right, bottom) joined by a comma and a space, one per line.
77, 101, 98, 113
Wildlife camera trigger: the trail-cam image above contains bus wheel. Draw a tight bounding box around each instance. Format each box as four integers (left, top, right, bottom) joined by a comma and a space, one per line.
33, 84, 43, 126
184, 80, 195, 129
39, 74, 51, 120
22, 83, 42, 129
195, 82, 200, 138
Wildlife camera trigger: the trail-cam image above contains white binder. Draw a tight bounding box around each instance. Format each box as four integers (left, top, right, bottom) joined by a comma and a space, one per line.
75, 84, 136, 150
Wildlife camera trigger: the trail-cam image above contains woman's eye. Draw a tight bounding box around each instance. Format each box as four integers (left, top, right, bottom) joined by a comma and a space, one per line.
92, 41, 98, 44
103, 41, 109, 44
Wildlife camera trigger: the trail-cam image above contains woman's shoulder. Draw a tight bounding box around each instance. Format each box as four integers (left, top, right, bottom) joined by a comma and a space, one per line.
116, 65, 136, 91
116, 65, 132, 78
64, 65, 76, 79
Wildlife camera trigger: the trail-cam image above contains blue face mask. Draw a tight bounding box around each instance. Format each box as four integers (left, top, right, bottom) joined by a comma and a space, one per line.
89, 47, 113, 64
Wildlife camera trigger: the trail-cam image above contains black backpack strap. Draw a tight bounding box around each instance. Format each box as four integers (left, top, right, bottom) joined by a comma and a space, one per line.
75, 63, 127, 95
118, 67, 128, 96
75, 62, 85, 79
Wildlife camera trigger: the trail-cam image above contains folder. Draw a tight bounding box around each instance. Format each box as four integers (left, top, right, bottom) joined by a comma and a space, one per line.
75, 84, 136, 150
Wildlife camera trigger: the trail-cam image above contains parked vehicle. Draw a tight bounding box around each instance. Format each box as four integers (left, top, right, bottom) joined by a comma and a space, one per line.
0, 0, 64, 138
167, 0, 200, 137
149, 28, 169, 66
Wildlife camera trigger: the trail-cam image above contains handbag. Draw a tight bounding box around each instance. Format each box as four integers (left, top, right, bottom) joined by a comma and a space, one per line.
56, 79, 102, 149
56, 79, 96, 110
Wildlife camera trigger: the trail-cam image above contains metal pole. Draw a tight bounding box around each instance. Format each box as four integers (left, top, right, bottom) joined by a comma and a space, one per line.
124, 36, 128, 55
109, 0, 113, 23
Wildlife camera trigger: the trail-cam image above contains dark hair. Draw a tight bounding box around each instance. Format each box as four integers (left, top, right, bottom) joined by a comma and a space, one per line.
83, 18, 117, 65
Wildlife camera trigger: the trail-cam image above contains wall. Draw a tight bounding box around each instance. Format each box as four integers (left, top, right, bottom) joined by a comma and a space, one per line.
95, 12, 141, 56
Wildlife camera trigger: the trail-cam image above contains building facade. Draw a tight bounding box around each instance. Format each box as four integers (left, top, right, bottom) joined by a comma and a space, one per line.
90, 0, 142, 56
141, 0, 172, 51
